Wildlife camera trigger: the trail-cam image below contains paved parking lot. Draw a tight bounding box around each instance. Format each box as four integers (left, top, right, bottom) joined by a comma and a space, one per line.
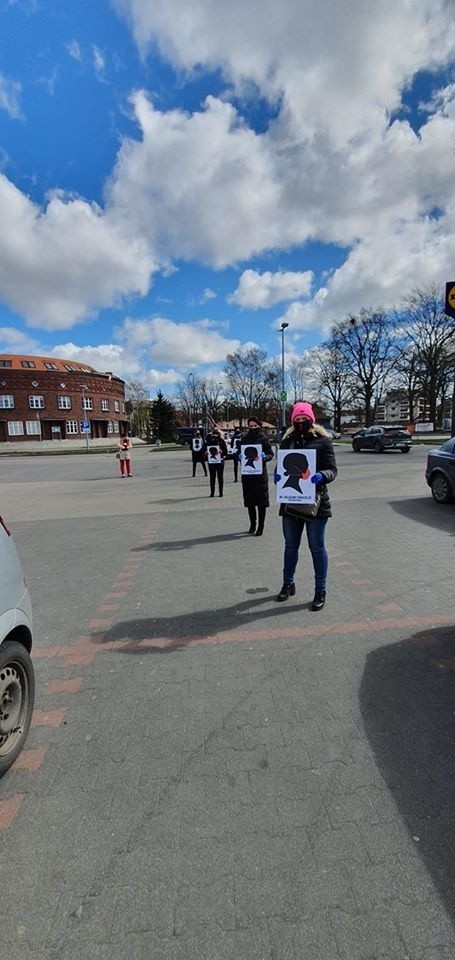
1, 444, 454, 959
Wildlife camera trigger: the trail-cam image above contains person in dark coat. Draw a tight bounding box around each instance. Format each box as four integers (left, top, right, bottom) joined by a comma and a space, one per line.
275, 401, 337, 610
231, 427, 242, 482
240, 416, 274, 536
206, 428, 228, 497
191, 430, 207, 477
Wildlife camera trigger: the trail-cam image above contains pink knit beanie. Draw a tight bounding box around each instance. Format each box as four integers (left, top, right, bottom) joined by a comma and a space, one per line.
291, 401, 315, 423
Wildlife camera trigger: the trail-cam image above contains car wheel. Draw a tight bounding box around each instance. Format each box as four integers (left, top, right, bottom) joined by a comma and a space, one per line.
430, 473, 452, 504
352, 440, 361, 452
374, 441, 383, 453
0, 641, 35, 778
401, 447, 411, 453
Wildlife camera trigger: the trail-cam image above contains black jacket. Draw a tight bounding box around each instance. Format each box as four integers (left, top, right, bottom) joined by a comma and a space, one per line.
241, 429, 274, 508
279, 428, 337, 518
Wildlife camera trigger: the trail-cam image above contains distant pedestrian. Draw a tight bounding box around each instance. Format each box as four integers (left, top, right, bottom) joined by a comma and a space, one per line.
118, 434, 133, 477
240, 417, 274, 536
231, 426, 242, 482
191, 430, 207, 477
206, 428, 228, 497
275, 401, 337, 609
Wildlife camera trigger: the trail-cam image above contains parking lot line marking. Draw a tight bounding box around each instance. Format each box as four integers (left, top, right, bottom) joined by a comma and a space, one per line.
12, 745, 47, 771
45, 677, 83, 694
32, 708, 67, 727
0, 794, 24, 830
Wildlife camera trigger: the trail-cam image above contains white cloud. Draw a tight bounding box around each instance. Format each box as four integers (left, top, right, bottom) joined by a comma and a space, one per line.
0, 326, 40, 354
230, 268, 313, 308
1, 1, 455, 331
92, 45, 106, 79
0, 175, 155, 330
117, 315, 240, 366
0, 73, 22, 119
67, 40, 82, 61
201, 287, 216, 302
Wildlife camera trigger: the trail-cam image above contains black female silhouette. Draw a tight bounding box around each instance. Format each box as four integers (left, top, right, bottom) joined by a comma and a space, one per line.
243, 445, 260, 470
282, 452, 311, 493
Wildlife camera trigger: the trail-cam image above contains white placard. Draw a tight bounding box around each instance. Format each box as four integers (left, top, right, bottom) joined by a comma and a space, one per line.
240, 443, 263, 476
207, 444, 222, 464
192, 437, 203, 452
276, 449, 317, 504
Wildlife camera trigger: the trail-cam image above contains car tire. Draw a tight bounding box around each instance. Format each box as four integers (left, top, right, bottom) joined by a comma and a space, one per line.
374, 441, 383, 453
352, 440, 361, 452
430, 473, 452, 504
0, 641, 35, 778
401, 447, 411, 453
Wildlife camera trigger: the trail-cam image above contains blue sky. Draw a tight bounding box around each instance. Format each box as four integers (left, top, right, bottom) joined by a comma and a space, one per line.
0, 0, 454, 394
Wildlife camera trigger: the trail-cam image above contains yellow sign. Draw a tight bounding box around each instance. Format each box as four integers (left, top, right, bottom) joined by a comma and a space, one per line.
445, 282, 455, 317
448, 285, 455, 305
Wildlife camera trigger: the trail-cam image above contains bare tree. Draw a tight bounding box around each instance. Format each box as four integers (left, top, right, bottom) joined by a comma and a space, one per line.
310, 344, 357, 430
125, 380, 150, 437
287, 357, 308, 403
401, 286, 455, 425
224, 348, 276, 421
330, 309, 399, 425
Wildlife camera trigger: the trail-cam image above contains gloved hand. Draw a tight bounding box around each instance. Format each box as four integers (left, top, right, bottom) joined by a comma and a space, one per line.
261, 451, 266, 460
273, 471, 281, 484
311, 472, 323, 484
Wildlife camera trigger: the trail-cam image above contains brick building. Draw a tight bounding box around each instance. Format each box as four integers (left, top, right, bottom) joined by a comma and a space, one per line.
0, 354, 128, 443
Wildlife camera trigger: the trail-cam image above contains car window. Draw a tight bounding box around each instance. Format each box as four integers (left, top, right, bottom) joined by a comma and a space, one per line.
440, 438, 455, 454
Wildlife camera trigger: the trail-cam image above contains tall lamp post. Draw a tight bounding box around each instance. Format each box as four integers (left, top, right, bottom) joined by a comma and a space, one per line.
280, 322, 289, 436
80, 384, 89, 453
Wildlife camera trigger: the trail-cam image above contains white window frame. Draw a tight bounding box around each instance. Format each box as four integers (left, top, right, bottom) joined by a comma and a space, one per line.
0, 395, 14, 409
26, 420, 41, 436
58, 395, 72, 410
82, 397, 93, 411
28, 395, 45, 409
114, 400, 120, 413
8, 421, 24, 436
101, 399, 109, 412
107, 420, 114, 434
66, 420, 79, 435
113, 420, 119, 433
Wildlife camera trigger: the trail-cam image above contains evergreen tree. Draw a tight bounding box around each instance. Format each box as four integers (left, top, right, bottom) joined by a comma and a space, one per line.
149, 390, 176, 442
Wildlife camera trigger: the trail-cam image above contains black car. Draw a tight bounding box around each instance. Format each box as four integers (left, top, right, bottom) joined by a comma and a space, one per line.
352, 425, 412, 454
425, 437, 455, 503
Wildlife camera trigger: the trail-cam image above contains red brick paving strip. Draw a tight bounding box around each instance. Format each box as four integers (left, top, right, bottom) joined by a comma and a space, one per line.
0, 794, 24, 830
32, 708, 67, 727
13, 746, 47, 771
45, 678, 83, 695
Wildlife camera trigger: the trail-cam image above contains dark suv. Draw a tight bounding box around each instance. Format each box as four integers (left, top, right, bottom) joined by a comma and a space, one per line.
352, 425, 412, 454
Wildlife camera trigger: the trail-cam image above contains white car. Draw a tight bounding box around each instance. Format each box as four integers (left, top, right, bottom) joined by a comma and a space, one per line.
0, 515, 35, 777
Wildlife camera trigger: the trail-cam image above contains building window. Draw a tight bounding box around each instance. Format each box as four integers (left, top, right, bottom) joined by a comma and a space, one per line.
82, 397, 93, 411
26, 420, 41, 436
114, 400, 120, 412
101, 399, 109, 412
58, 396, 72, 410
63, 365, 78, 372
107, 420, 114, 434
21, 360, 36, 368
45, 362, 58, 370
122, 402, 126, 413
0, 395, 14, 409
113, 420, 119, 433
28, 395, 45, 409
0, 360, 12, 368
8, 421, 24, 436
66, 420, 79, 435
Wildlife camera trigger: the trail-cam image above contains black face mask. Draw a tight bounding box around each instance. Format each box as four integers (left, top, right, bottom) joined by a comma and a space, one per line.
295, 421, 311, 435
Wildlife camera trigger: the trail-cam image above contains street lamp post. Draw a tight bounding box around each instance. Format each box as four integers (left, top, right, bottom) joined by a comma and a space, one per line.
80, 385, 89, 453
280, 322, 289, 436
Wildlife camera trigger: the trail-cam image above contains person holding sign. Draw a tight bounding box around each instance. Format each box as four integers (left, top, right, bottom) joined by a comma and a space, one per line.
206, 428, 228, 497
240, 417, 274, 536
231, 426, 243, 482
191, 430, 207, 477
275, 402, 337, 609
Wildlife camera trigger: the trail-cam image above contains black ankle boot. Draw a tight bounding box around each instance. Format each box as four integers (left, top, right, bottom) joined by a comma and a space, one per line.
276, 583, 296, 602
312, 589, 326, 611
255, 526, 264, 536
248, 524, 256, 534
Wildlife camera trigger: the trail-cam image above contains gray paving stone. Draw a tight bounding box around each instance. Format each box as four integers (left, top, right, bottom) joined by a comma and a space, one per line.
175, 876, 235, 933
329, 906, 406, 960
268, 916, 341, 960
391, 898, 455, 954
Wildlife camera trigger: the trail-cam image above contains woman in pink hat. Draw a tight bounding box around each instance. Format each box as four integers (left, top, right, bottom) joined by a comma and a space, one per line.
275, 401, 337, 610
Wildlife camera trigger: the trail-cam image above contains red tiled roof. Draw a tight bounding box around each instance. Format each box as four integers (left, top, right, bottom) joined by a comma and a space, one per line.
0, 354, 97, 373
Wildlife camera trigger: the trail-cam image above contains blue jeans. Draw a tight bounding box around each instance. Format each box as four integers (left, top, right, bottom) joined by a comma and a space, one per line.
282, 515, 329, 590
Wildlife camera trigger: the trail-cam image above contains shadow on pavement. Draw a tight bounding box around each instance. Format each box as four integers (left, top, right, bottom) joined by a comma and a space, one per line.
134, 531, 249, 551
91, 595, 311, 652
390, 497, 455, 535
360, 624, 455, 921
